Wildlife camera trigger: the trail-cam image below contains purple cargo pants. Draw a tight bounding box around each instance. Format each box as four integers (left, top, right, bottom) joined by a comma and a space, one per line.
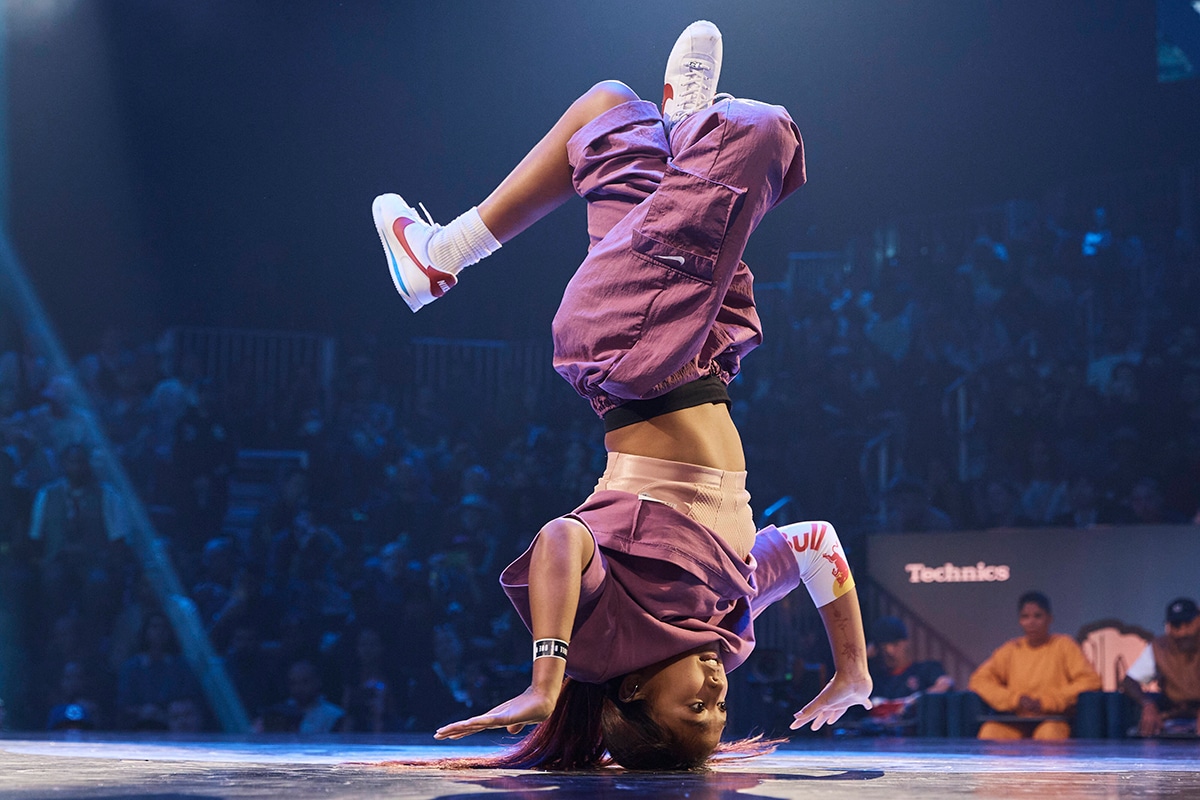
553, 96, 807, 418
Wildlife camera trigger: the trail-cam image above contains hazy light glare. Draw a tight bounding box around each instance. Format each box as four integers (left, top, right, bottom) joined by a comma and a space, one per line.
4, 0, 79, 35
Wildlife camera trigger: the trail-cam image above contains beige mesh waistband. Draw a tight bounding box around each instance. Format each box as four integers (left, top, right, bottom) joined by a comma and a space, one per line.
593, 451, 755, 560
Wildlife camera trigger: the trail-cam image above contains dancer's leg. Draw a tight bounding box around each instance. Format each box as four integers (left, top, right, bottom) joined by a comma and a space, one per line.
479, 80, 640, 243
372, 80, 641, 312
554, 97, 806, 415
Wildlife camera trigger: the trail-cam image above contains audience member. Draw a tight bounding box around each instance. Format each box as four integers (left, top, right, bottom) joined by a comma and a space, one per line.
1050, 475, 1121, 528
169, 381, 236, 550
1122, 476, 1189, 525
221, 622, 274, 720
259, 659, 344, 734
338, 627, 399, 733
395, 622, 476, 732
116, 612, 200, 730
969, 591, 1101, 740
1015, 438, 1070, 526
881, 475, 954, 533
869, 616, 955, 704
28, 444, 130, 621
1121, 597, 1200, 737
851, 616, 954, 735
46, 661, 105, 731
166, 697, 206, 734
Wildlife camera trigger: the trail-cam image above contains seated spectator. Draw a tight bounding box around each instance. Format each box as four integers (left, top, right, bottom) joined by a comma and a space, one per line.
881, 475, 954, 533
269, 512, 352, 640
222, 622, 274, 719
1121, 477, 1189, 525
352, 539, 417, 634
867, 616, 954, 727
974, 479, 1037, 529
24, 375, 96, 460
395, 622, 475, 732
849, 618, 950, 738
1121, 597, 1200, 737
258, 659, 344, 733
191, 536, 239, 630
34, 612, 107, 722
1050, 475, 1121, 528
339, 627, 399, 733
247, 463, 310, 566
166, 697, 206, 734
0, 446, 27, 551
46, 661, 105, 731
116, 612, 200, 730
969, 591, 1101, 740
169, 381, 235, 550
1016, 438, 1070, 526
29, 444, 130, 620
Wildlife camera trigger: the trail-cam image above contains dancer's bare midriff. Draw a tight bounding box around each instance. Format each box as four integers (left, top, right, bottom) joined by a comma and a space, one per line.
603, 402, 746, 472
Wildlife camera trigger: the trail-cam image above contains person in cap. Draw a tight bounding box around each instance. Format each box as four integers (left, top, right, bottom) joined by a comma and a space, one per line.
869, 616, 954, 702
862, 616, 953, 729
1122, 597, 1200, 737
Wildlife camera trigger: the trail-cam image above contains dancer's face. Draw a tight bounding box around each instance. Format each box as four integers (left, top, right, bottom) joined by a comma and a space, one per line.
635, 646, 729, 751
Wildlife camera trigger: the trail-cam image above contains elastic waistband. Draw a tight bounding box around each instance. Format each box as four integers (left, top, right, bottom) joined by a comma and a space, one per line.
603, 451, 747, 491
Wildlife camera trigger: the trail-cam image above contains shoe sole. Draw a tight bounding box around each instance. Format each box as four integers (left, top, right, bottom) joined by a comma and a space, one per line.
372, 194, 455, 313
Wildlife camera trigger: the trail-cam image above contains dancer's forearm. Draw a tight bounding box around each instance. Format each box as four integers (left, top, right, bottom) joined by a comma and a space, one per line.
527, 517, 592, 697
818, 589, 870, 682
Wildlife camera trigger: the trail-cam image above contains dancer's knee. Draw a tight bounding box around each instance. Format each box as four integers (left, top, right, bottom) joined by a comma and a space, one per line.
725, 99, 798, 151
579, 80, 641, 118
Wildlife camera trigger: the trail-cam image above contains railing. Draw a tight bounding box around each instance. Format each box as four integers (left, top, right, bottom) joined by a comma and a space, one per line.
166, 326, 336, 412
400, 336, 555, 410
858, 574, 980, 692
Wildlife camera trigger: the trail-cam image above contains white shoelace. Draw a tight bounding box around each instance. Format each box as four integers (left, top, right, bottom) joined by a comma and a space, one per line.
670, 58, 716, 120
416, 201, 441, 230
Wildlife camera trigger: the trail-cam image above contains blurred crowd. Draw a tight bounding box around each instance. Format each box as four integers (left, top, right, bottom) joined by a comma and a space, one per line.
0, 185, 1198, 734
737, 196, 1200, 536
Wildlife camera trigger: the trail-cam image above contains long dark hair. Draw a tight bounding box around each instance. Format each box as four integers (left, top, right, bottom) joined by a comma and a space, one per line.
403, 678, 778, 771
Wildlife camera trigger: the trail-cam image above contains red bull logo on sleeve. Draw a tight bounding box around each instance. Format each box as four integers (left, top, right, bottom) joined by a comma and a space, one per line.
822, 545, 854, 598
788, 522, 827, 553
904, 561, 1010, 583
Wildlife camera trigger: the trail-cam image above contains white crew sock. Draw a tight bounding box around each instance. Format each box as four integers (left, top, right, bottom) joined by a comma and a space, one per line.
427, 207, 501, 275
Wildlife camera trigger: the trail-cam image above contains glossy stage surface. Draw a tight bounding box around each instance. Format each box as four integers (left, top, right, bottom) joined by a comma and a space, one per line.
2, 734, 1199, 799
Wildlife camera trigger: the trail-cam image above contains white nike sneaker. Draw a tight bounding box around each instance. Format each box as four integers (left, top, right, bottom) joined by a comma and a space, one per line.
661, 20, 723, 133
372, 193, 456, 312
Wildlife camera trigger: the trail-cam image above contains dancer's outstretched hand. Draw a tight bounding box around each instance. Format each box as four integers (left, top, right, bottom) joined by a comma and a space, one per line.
434, 685, 558, 740
790, 671, 873, 731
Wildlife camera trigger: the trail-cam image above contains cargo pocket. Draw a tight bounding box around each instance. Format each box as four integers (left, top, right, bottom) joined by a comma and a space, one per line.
632, 164, 745, 285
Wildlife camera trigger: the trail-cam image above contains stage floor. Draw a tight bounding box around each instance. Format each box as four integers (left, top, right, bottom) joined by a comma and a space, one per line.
2, 734, 1198, 799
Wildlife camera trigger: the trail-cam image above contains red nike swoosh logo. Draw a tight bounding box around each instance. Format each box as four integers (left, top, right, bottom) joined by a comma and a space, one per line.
394, 217, 456, 298
662, 83, 674, 111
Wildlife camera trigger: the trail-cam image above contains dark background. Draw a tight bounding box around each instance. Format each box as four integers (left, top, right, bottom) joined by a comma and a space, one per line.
8, 0, 1198, 351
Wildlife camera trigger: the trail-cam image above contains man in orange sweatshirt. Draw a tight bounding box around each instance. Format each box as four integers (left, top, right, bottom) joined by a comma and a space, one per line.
969, 591, 1101, 740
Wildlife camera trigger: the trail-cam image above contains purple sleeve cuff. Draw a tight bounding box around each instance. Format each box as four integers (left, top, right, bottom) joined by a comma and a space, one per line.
749, 526, 802, 619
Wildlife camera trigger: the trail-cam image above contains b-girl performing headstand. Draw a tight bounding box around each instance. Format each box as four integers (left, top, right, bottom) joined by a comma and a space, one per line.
372, 21, 872, 769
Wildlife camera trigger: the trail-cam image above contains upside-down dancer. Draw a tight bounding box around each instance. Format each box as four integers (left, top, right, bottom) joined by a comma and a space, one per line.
371, 21, 872, 769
